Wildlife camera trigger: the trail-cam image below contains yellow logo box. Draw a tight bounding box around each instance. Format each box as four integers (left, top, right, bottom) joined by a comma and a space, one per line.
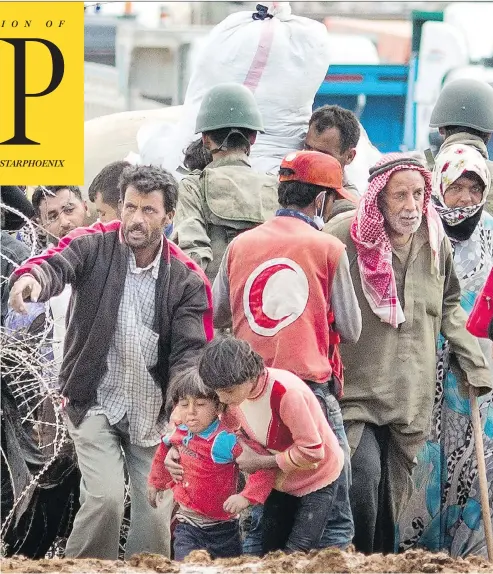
0, 2, 84, 185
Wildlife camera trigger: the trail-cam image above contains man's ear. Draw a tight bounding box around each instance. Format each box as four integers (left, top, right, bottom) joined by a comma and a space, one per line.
249, 133, 257, 145
345, 148, 357, 166
314, 191, 324, 212
165, 209, 175, 224
202, 133, 211, 150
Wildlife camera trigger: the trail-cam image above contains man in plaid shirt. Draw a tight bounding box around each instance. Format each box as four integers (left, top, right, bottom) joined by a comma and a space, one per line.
9, 166, 214, 560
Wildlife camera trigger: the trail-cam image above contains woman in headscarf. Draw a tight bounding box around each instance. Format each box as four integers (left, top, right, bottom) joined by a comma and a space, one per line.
398, 144, 493, 557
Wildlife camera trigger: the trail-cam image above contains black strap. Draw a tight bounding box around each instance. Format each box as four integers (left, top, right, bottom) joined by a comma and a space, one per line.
252, 4, 273, 20
424, 148, 435, 169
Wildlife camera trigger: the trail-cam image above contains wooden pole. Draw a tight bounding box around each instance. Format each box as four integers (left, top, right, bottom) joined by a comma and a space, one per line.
469, 385, 493, 561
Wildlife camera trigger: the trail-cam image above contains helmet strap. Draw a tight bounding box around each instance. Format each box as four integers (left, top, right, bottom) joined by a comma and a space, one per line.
211, 129, 251, 154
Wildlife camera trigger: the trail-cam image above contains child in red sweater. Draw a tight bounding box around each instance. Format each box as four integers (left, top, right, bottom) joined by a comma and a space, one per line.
147, 367, 275, 561
196, 336, 344, 555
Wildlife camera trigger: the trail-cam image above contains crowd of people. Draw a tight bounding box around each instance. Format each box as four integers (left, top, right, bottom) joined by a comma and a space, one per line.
1, 75, 493, 562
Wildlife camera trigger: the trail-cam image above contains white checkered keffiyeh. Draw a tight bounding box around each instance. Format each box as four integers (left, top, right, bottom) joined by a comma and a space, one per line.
87, 242, 166, 447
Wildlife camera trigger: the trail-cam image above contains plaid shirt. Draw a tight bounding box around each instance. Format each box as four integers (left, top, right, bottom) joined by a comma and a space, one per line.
87, 240, 166, 446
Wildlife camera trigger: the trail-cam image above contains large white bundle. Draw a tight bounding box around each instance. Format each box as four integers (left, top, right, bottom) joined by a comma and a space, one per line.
346, 125, 382, 195
139, 2, 331, 176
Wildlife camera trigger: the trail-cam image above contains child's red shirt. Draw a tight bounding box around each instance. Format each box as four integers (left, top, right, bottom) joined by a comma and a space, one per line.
148, 418, 274, 521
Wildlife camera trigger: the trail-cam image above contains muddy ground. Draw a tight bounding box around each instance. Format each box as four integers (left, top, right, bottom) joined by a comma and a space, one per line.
2, 548, 493, 574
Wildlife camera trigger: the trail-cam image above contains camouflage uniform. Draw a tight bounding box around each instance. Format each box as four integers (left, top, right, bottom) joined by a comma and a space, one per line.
173, 153, 279, 282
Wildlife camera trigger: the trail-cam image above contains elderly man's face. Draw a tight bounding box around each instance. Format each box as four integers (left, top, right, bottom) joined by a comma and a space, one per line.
380, 170, 425, 240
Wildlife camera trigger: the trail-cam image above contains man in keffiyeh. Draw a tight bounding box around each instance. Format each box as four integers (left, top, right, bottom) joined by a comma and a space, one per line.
325, 153, 492, 555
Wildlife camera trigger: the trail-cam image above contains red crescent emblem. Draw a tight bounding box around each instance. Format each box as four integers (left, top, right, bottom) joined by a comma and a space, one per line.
243, 258, 310, 337
248, 263, 292, 328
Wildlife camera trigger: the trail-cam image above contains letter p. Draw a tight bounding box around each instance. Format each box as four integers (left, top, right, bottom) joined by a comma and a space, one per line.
0, 38, 64, 145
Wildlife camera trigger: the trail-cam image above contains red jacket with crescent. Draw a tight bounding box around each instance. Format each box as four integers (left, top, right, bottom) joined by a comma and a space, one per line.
226, 216, 344, 386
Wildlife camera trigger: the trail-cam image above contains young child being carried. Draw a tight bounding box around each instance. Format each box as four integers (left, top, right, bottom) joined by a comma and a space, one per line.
147, 366, 275, 561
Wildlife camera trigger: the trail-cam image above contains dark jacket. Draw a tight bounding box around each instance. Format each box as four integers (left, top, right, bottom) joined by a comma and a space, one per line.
1, 231, 30, 324
0, 186, 35, 231
10, 220, 214, 426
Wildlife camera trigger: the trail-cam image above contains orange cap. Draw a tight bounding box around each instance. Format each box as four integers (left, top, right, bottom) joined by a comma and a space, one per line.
279, 150, 357, 203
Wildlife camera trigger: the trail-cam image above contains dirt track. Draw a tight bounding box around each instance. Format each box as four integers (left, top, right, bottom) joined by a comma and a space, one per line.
2, 548, 493, 574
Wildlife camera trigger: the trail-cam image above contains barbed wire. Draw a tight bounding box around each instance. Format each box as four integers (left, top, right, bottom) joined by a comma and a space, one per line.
0, 200, 131, 558
0, 201, 67, 540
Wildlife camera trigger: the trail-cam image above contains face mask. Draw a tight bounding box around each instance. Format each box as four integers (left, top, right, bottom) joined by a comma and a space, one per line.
313, 191, 327, 230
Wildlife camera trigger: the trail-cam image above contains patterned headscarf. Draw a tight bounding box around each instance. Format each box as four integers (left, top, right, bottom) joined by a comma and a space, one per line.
432, 144, 491, 226
350, 153, 444, 328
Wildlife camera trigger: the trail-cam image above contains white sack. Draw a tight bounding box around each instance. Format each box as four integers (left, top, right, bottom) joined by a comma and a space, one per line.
139, 2, 331, 175
132, 3, 381, 191
346, 124, 382, 195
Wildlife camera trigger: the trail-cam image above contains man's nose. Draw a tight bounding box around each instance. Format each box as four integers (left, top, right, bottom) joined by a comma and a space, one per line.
404, 194, 417, 212
59, 212, 72, 229
130, 209, 145, 225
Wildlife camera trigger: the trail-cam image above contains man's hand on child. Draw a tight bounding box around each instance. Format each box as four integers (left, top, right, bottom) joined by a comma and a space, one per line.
147, 484, 159, 508
164, 446, 184, 481
223, 494, 250, 515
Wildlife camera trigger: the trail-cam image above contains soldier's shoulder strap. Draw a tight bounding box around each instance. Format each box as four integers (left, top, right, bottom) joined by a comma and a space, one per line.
424, 148, 435, 170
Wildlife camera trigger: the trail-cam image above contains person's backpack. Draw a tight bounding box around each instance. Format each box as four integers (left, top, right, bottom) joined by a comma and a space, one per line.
202, 165, 279, 281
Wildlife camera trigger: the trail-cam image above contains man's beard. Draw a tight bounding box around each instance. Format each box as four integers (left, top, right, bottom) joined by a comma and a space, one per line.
387, 211, 422, 237
124, 225, 162, 249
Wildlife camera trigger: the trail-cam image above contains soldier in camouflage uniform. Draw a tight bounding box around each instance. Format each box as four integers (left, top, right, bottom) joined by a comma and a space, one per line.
172, 83, 279, 283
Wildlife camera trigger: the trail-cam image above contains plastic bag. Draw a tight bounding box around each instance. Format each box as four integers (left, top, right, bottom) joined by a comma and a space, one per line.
345, 124, 382, 195
141, 2, 331, 176
134, 2, 381, 191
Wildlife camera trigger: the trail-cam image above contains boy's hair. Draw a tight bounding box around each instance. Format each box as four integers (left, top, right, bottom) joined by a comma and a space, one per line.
198, 336, 265, 390
88, 161, 131, 208
166, 366, 219, 414
31, 186, 82, 217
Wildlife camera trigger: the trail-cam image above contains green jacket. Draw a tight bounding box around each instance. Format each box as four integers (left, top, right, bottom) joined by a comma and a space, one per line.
172, 153, 279, 282
325, 212, 491, 520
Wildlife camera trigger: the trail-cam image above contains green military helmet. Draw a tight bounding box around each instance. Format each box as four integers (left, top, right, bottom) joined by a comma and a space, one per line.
195, 83, 265, 134
430, 78, 493, 133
